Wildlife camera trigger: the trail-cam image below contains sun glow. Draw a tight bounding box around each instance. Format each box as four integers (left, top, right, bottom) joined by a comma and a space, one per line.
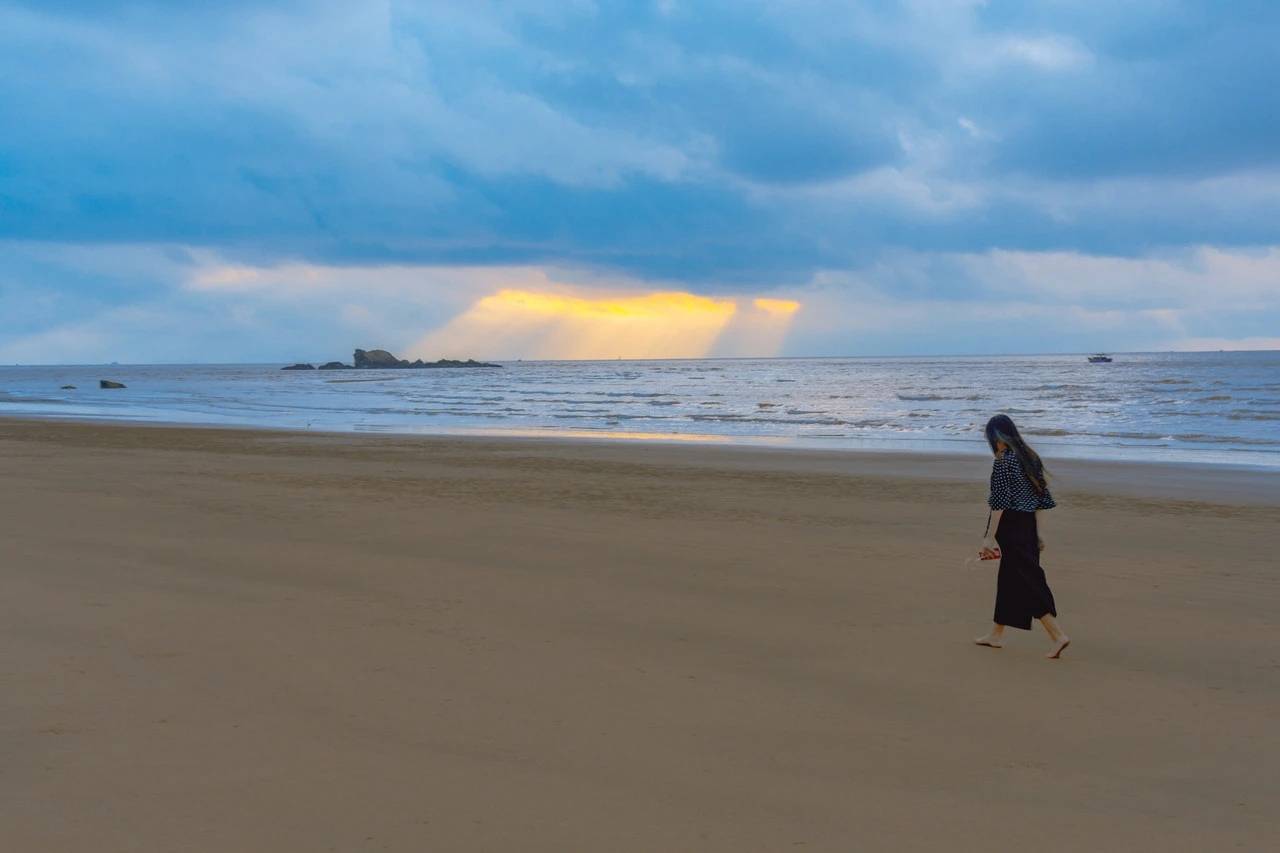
411, 288, 801, 360
753, 297, 801, 316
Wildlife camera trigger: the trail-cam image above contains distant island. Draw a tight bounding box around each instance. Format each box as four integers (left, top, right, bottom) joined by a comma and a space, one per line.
283, 348, 502, 371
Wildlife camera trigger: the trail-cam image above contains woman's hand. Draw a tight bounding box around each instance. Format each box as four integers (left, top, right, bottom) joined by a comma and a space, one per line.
1038, 536, 1046, 552
979, 536, 1000, 560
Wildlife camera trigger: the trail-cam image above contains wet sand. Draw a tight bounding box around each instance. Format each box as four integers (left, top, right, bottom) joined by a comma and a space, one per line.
2, 418, 1277, 851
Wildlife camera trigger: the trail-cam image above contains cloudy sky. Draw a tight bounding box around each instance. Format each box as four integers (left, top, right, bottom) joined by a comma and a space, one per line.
2, 0, 1278, 362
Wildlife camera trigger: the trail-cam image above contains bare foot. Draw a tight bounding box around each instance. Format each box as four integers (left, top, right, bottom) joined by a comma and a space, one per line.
974, 635, 1003, 649
1046, 636, 1070, 659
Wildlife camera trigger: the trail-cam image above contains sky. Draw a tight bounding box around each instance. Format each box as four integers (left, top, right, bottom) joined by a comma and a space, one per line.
2, 0, 1278, 362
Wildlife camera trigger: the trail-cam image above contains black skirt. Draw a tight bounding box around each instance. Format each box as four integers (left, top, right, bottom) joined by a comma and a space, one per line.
993, 510, 1057, 630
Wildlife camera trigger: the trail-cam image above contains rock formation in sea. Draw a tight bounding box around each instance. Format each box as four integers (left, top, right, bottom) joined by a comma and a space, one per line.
99, 380, 126, 389
351, 349, 501, 369
352, 348, 400, 368
282, 350, 501, 371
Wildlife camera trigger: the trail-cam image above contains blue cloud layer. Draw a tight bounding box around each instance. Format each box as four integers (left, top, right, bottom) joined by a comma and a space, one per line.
1, 1, 1278, 360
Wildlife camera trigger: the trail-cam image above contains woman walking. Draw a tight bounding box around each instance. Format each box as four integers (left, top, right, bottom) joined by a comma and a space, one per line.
974, 414, 1071, 658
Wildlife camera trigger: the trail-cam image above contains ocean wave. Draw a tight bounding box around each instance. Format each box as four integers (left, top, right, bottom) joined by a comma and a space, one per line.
1028, 384, 1091, 392
551, 412, 677, 421
518, 390, 675, 399
415, 409, 510, 419
0, 395, 70, 405
596, 391, 678, 398
517, 398, 608, 405
1171, 432, 1280, 446
688, 413, 846, 426
1016, 426, 1280, 447
404, 395, 505, 405
1025, 428, 1168, 441
895, 393, 985, 401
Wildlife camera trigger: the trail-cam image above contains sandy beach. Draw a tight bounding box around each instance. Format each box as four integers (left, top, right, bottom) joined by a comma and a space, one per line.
2, 417, 1276, 852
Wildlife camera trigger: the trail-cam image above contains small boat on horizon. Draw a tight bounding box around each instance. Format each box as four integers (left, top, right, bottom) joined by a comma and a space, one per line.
1087, 353, 1113, 363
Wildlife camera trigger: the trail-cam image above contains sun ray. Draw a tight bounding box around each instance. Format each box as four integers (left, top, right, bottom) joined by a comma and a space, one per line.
710, 297, 803, 357
411, 289, 741, 360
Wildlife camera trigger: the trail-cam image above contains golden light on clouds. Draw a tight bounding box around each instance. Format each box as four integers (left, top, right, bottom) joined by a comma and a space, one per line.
179, 256, 800, 359
412, 288, 801, 360
753, 297, 801, 316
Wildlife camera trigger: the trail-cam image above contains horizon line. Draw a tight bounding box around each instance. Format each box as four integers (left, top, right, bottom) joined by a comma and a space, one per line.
3, 348, 1276, 368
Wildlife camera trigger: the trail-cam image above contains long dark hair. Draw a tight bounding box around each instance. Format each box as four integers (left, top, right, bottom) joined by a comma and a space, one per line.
984, 414, 1048, 495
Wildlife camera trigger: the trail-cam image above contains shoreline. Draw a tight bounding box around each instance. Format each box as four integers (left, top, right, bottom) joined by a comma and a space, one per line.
5, 408, 1280, 472
2, 415, 1277, 505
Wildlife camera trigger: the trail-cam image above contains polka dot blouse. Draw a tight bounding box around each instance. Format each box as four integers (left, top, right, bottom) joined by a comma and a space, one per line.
988, 449, 1056, 512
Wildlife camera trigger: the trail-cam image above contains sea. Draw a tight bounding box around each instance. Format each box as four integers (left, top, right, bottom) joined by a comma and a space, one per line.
2, 351, 1278, 468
